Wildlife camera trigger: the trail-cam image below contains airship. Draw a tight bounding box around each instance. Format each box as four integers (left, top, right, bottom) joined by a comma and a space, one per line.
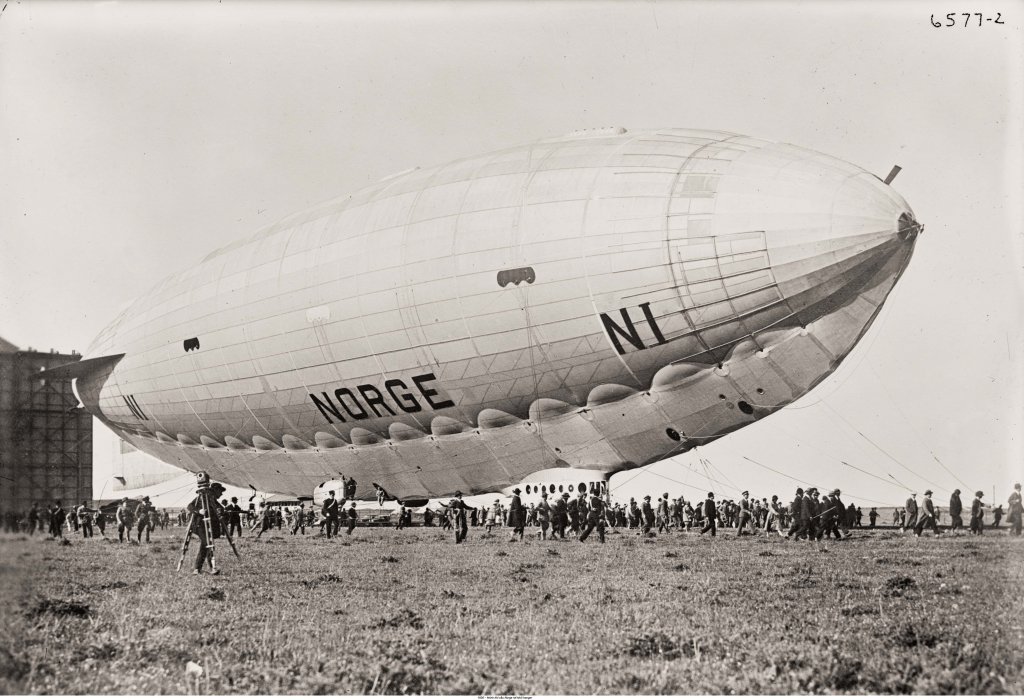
54, 127, 920, 505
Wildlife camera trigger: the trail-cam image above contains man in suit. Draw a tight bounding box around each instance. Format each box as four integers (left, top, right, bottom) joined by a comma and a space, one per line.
508, 488, 526, 542
914, 489, 941, 536
700, 492, 717, 536
904, 493, 919, 532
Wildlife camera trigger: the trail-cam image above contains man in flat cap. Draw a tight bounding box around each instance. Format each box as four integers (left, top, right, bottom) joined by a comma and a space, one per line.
737, 490, 754, 536
640, 495, 655, 535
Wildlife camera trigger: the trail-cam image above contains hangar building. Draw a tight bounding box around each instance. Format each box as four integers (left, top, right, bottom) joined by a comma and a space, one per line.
0, 336, 92, 517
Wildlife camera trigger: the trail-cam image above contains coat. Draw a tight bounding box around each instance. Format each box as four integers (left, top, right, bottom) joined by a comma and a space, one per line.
703, 498, 717, 520
508, 494, 526, 527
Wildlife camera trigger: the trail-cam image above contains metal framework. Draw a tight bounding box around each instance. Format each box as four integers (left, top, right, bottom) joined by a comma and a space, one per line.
0, 344, 93, 516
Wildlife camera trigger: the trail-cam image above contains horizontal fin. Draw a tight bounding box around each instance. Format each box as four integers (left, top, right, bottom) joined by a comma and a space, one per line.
35, 353, 125, 380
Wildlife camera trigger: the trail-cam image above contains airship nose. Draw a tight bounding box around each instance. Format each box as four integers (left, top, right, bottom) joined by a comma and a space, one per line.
709, 143, 920, 306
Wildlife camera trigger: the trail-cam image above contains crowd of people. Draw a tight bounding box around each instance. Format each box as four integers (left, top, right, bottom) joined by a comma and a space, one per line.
2, 482, 1021, 547
0, 497, 170, 541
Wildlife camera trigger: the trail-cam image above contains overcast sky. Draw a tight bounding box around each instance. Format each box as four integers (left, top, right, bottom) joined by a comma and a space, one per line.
2, 1, 1021, 507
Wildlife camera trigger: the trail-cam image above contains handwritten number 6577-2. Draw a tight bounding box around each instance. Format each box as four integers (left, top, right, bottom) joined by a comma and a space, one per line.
931, 12, 1004, 27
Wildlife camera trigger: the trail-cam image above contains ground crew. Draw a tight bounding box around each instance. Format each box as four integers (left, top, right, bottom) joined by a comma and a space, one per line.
868, 507, 878, 528
641, 495, 655, 534
537, 493, 551, 540
291, 503, 306, 535
1008, 483, 1023, 536
115, 498, 133, 543
134, 496, 154, 543
48, 500, 65, 538
970, 491, 985, 535
765, 496, 785, 538
737, 490, 753, 535
76, 501, 94, 538
552, 493, 568, 539
913, 489, 941, 536
656, 494, 670, 533
948, 489, 963, 532
699, 492, 717, 536
322, 490, 340, 539
345, 501, 358, 535
253, 501, 274, 538
508, 488, 526, 541
225, 497, 243, 538
578, 492, 606, 543
904, 493, 919, 532
786, 488, 807, 540
576, 491, 589, 535
448, 491, 476, 544
486, 500, 500, 533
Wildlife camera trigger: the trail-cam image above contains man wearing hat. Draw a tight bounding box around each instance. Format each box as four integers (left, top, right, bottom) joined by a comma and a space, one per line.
322, 490, 340, 539
805, 488, 822, 540
447, 491, 476, 544
640, 495, 655, 535
699, 492, 717, 536
627, 498, 640, 529
1008, 483, 1023, 536
970, 491, 985, 535
786, 488, 806, 540
345, 500, 358, 535
134, 496, 155, 544
903, 493, 919, 533
578, 489, 607, 543
75, 501, 95, 539
832, 489, 851, 540
737, 490, 754, 536
186, 481, 226, 574
508, 488, 526, 542
914, 489, 940, 536
656, 493, 670, 533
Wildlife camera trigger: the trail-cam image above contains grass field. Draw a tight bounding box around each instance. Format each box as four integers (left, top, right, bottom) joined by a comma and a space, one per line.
1, 525, 1022, 695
